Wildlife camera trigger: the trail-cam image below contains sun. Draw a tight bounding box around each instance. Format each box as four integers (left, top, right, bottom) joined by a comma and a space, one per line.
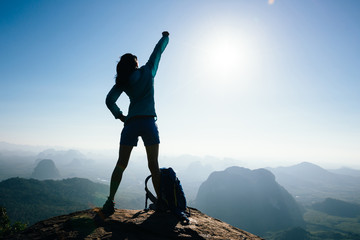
198, 31, 260, 92
207, 38, 239, 74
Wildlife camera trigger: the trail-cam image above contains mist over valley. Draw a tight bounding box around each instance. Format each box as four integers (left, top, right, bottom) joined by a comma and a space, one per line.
1, 142, 360, 239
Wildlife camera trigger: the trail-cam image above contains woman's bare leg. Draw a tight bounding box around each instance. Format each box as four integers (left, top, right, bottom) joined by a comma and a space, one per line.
145, 144, 161, 197
108, 145, 133, 200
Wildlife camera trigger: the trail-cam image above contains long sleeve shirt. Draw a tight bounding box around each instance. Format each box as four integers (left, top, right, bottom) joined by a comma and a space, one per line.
105, 35, 169, 123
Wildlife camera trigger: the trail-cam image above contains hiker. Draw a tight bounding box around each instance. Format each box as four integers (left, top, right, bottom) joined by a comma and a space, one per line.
102, 31, 169, 215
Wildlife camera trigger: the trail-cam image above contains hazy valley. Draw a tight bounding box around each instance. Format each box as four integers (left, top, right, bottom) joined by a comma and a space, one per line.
1, 142, 360, 239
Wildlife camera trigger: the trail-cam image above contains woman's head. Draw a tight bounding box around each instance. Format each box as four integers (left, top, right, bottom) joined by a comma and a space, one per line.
115, 53, 138, 86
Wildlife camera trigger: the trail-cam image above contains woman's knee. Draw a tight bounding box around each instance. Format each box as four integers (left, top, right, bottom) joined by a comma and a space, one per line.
115, 164, 127, 173
116, 145, 133, 170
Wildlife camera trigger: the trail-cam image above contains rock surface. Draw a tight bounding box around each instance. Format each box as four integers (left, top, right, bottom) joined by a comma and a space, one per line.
6, 207, 263, 240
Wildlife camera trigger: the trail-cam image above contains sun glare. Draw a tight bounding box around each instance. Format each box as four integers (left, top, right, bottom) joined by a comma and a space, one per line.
198, 32, 260, 92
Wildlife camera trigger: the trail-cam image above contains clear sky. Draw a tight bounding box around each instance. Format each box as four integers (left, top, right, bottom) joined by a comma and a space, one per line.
1, 0, 359, 168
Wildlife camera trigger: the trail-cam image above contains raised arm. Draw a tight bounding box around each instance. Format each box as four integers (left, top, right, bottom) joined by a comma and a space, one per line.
146, 31, 169, 77
105, 85, 126, 122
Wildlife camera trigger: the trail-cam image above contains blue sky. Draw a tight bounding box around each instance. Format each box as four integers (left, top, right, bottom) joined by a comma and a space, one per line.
1, 0, 359, 168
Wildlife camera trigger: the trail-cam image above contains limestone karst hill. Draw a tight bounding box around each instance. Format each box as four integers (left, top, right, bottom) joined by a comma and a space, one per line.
5, 207, 263, 240
32, 159, 61, 180
195, 166, 305, 235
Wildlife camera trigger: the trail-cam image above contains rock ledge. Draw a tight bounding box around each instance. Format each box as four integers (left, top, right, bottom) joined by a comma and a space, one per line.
7, 207, 263, 240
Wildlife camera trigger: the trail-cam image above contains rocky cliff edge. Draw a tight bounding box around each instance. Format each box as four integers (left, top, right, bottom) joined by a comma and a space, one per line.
6, 207, 263, 240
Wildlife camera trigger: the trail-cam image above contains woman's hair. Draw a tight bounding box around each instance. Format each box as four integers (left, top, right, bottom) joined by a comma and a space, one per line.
115, 53, 138, 86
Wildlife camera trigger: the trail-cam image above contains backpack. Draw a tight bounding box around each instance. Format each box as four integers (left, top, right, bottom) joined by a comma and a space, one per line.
145, 167, 190, 225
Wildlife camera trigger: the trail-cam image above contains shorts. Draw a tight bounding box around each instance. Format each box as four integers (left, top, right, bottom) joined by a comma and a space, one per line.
120, 117, 160, 146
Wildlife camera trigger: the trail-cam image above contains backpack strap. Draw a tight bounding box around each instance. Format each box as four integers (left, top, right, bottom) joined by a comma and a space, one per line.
145, 175, 157, 209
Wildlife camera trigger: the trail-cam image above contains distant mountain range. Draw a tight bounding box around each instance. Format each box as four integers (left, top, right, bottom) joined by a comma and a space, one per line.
0, 145, 113, 183
268, 162, 360, 205
195, 166, 305, 236
2, 142, 360, 239
329, 167, 360, 177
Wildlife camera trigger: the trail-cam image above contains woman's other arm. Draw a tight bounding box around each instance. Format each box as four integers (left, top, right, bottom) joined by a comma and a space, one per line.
105, 85, 126, 122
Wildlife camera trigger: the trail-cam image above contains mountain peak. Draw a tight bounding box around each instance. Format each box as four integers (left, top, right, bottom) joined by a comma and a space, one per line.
296, 161, 323, 169
196, 166, 304, 235
6, 208, 263, 240
31, 159, 61, 180
274, 161, 330, 177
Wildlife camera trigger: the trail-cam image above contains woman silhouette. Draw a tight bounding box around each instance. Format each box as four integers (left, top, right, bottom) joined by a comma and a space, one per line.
102, 31, 169, 215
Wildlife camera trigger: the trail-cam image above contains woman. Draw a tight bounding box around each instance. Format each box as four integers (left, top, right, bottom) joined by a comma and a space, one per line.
102, 31, 169, 215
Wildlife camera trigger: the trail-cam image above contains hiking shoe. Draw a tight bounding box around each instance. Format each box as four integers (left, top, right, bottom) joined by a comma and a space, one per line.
102, 197, 115, 216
